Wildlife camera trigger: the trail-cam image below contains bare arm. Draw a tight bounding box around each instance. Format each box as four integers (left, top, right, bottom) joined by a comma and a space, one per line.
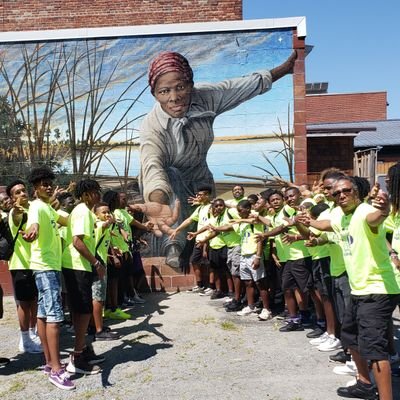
366, 190, 390, 228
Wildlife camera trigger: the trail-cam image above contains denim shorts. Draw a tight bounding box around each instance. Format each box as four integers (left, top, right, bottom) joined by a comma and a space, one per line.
34, 270, 64, 323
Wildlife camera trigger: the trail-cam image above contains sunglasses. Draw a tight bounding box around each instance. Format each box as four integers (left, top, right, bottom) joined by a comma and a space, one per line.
332, 188, 353, 197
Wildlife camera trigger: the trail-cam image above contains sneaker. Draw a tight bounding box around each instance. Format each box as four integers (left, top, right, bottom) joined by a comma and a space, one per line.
309, 331, 329, 346
237, 305, 256, 316
42, 363, 68, 376
82, 345, 105, 365
199, 288, 214, 296
336, 380, 378, 400
274, 310, 289, 320
333, 361, 358, 376
132, 294, 145, 304
107, 308, 130, 320
258, 308, 272, 321
317, 335, 342, 352
0, 357, 10, 367
306, 326, 325, 338
48, 368, 75, 390
330, 351, 351, 364
66, 354, 101, 375
95, 329, 120, 341
389, 352, 400, 364
225, 300, 242, 312
279, 321, 304, 332
187, 285, 204, 293
19, 337, 43, 354
210, 291, 225, 300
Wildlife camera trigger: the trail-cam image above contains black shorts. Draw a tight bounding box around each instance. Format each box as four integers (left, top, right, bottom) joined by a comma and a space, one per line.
11, 270, 38, 302
341, 294, 400, 360
107, 257, 122, 279
311, 257, 333, 298
190, 245, 208, 267
62, 269, 93, 314
282, 257, 312, 293
208, 247, 227, 271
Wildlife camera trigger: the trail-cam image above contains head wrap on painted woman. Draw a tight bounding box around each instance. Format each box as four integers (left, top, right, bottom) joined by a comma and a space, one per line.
148, 51, 194, 94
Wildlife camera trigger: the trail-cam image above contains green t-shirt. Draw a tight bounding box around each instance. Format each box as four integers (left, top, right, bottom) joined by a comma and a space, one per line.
319, 207, 346, 276
114, 208, 134, 242
190, 204, 211, 242
27, 199, 62, 271
95, 220, 111, 265
384, 212, 400, 254
207, 214, 226, 250
8, 208, 30, 270
62, 203, 96, 272
57, 209, 69, 250
233, 222, 264, 256
110, 209, 130, 253
219, 208, 241, 248
330, 203, 400, 295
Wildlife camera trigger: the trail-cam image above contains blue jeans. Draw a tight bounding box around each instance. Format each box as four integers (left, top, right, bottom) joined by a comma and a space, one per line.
34, 270, 64, 323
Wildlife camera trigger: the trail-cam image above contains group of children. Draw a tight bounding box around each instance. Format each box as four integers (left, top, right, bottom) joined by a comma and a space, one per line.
0, 166, 151, 390
175, 170, 400, 400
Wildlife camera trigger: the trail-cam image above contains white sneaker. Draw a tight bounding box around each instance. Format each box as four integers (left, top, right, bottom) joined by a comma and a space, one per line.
237, 306, 256, 316
258, 309, 272, 321
187, 286, 204, 293
317, 335, 342, 352
199, 288, 214, 296
19, 338, 43, 354
309, 331, 329, 346
333, 361, 358, 376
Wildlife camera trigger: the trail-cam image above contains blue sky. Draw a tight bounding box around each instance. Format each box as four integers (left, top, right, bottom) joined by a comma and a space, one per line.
243, 0, 399, 119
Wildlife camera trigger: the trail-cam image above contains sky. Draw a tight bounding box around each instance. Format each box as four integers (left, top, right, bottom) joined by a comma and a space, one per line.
243, 0, 399, 119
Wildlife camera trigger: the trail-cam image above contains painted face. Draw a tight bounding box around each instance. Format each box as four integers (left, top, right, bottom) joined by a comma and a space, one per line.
269, 194, 284, 211
284, 189, 300, 208
10, 184, 28, 208
212, 200, 225, 216
332, 180, 358, 214
232, 186, 244, 199
153, 71, 193, 118
96, 205, 111, 221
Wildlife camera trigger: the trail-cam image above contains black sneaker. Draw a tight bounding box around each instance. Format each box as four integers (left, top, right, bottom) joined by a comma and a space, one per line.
275, 310, 289, 320
66, 354, 101, 375
337, 380, 378, 399
0, 357, 10, 367
95, 328, 120, 341
210, 291, 225, 300
306, 326, 325, 338
279, 321, 304, 332
329, 350, 351, 364
82, 345, 105, 365
225, 299, 242, 312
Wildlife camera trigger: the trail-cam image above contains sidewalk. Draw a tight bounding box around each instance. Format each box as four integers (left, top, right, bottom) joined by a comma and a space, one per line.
0, 292, 399, 400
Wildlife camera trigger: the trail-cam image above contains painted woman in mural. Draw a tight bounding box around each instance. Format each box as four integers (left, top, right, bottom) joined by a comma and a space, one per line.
139, 50, 297, 268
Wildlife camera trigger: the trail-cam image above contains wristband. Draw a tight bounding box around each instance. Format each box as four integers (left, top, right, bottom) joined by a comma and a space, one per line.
254, 255, 261, 259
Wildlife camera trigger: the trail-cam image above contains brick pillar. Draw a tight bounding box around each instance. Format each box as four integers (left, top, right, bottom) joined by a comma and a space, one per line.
292, 29, 307, 184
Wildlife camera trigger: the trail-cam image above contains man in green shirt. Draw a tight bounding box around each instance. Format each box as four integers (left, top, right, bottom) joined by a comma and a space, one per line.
301, 176, 400, 400
23, 167, 73, 390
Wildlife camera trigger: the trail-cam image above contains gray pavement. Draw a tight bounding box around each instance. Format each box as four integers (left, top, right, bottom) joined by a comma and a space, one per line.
0, 292, 399, 400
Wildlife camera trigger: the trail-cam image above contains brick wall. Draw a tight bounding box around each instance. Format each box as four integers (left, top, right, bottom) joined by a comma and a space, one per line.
306, 92, 387, 123
0, 0, 242, 31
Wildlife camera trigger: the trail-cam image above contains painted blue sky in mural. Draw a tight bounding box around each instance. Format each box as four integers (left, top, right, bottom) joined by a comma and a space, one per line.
0, 28, 293, 142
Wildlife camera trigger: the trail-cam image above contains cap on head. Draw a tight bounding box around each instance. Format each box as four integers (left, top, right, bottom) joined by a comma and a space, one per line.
148, 51, 193, 94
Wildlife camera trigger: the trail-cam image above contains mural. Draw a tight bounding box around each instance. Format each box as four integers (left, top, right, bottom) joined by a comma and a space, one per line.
0, 27, 295, 267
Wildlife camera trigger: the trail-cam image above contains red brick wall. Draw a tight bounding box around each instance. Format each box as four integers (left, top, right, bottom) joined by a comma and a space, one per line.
0, 0, 242, 31
306, 92, 387, 123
